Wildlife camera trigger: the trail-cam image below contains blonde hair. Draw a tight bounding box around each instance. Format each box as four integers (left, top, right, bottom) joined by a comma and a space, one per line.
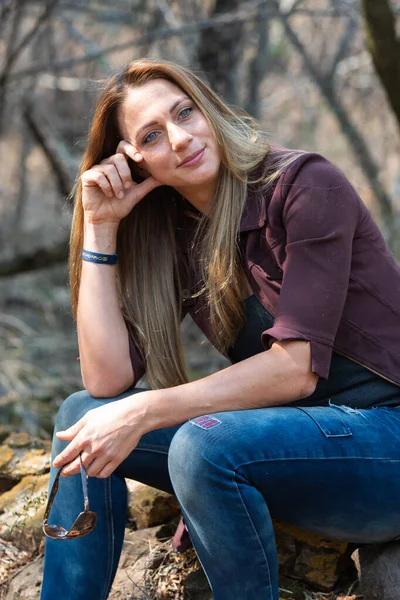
69, 58, 305, 389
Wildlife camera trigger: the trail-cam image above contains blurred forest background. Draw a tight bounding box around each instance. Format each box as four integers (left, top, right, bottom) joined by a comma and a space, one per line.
1, 0, 400, 438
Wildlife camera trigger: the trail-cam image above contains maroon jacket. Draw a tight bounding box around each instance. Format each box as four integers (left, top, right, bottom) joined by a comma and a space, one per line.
129, 152, 400, 387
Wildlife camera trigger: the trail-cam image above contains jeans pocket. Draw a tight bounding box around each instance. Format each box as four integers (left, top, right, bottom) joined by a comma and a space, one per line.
294, 406, 353, 438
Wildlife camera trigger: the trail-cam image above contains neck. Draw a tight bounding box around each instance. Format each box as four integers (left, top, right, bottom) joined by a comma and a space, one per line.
174, 181, 215, 215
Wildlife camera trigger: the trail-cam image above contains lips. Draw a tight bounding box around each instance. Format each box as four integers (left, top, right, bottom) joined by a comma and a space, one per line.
178, 148, 205, 167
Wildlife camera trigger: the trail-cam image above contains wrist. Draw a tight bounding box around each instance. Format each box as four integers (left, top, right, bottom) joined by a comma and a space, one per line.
135, 389, 171, 434
83, 220, 119, 254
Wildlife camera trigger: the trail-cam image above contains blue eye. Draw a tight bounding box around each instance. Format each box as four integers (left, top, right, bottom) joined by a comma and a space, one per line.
142, 106, 193, 144
179, 106, 192, 118
143, 131, 158, 144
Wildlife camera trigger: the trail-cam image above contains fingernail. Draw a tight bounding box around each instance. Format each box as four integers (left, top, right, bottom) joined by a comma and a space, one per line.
118, 191, 124, 199
134, 153, 142, 161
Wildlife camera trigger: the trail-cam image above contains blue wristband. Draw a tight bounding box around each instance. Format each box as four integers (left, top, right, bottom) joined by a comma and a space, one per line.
81, 249, 118, 265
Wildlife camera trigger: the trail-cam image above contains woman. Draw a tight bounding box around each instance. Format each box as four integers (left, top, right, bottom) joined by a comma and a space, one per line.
40, 58, 400, 600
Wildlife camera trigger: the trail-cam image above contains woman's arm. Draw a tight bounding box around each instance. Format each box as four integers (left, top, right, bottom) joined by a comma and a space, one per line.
75, 140, 162, 397
142, 339, 318, 432
77, 220, 135, 397
53, 338, 318, 478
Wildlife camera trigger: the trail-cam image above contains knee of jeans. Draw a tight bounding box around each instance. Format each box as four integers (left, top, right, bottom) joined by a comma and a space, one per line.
54, 389, 93, 433
168, 419, 225, 495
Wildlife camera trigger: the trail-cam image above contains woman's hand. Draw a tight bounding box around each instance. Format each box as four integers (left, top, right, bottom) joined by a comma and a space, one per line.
52, 395, 150, 478
81, 140, 163, 225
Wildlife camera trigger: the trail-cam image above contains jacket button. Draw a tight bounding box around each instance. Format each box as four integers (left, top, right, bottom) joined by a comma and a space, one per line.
182, 289, 191, 300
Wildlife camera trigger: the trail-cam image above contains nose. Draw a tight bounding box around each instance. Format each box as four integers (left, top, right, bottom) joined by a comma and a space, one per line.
167, 122, 193, 151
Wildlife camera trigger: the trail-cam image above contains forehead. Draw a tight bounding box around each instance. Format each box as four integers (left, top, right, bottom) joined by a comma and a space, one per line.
117, 79, 189, 134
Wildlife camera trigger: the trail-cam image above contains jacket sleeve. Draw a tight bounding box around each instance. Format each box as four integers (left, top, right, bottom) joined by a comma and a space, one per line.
261, 155, 361, 379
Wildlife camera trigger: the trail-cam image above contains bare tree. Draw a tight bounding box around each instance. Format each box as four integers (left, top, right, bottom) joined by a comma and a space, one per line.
361, 0, 400, 135
273, 0, 396, 246
2, 0, 400, 276
197, 0, 246, 105
0, 0, 59, 130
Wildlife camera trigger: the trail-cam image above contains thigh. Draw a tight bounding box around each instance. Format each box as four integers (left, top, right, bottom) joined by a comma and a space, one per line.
115, 417, 181, 494
251, 406, 400, 543
177, 405, 400, 543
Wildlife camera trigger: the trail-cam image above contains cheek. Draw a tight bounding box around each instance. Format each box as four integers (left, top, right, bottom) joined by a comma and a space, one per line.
141, 149, 170, 176
198, 116, 215, 138
201, 122, 219, 153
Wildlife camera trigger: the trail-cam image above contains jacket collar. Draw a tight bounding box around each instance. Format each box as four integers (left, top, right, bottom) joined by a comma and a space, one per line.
239, 184, 268, 232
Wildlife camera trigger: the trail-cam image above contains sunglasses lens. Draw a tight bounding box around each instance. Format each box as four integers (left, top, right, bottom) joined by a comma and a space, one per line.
43, 524, 69, 539
67, 511, 97, 538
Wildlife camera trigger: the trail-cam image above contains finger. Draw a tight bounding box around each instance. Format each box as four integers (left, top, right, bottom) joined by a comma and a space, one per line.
60, 455, 81, 477
86, 456, 108, 477
96, 461, 117, 479
110, 153, 134, 190
81, 170, 113, 198
61, 450, 93, 477
93, 164, 124, 199
124, 174, 163, 198
53, 435, 85, 469
56, 418, 86, 442
116, 140, 142, 163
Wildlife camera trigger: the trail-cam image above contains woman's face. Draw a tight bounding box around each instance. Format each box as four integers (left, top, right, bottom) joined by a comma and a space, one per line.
117, 79, 221, 200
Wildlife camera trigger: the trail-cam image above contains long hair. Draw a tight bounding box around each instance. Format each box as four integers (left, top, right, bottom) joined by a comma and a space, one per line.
69, 58, 305, 389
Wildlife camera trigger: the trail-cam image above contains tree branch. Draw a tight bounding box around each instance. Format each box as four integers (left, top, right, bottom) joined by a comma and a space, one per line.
0, 0, 59, 84
0, 233, 70, 277
23, 98, 79, 198
7, 0, 357, 82
361, 0, 400, 135
273, 1, 394, 236
328, 12, 359, 79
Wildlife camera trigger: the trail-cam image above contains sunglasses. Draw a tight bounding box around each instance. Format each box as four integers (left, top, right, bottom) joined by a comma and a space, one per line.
42, 454, 97, 540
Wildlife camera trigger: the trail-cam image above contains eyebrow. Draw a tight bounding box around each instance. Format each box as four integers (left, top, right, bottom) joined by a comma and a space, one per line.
135, 96, 191, 140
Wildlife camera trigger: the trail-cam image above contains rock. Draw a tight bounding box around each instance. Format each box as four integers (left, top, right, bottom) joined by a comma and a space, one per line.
183, 568, 213, 600
0, 446, 15, 494
5, 433, 35, 448
0, 426, 14, 445
5, 556, 43, 600
5, 526, 164, 599
109, 526, 163, 599
0, 537, 32, 592
274, 520, 352, 591
126, 479, 181, 529
0, 473, 49, 551
352, 542, 400, 600
0, 434, 51, 485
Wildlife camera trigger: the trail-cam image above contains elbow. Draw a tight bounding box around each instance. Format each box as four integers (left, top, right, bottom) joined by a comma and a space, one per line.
82, 365, 136, 399
297, 370, 319, 399
85, 378, 135, 399
269, 339, 318, 401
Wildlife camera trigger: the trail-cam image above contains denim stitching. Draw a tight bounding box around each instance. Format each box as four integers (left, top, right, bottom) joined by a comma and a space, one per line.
234, 457, 400, 472
178, 507, 214, 595
234, 479, 274, 596
135, 445, 169, 455
102, 477, 114, 600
